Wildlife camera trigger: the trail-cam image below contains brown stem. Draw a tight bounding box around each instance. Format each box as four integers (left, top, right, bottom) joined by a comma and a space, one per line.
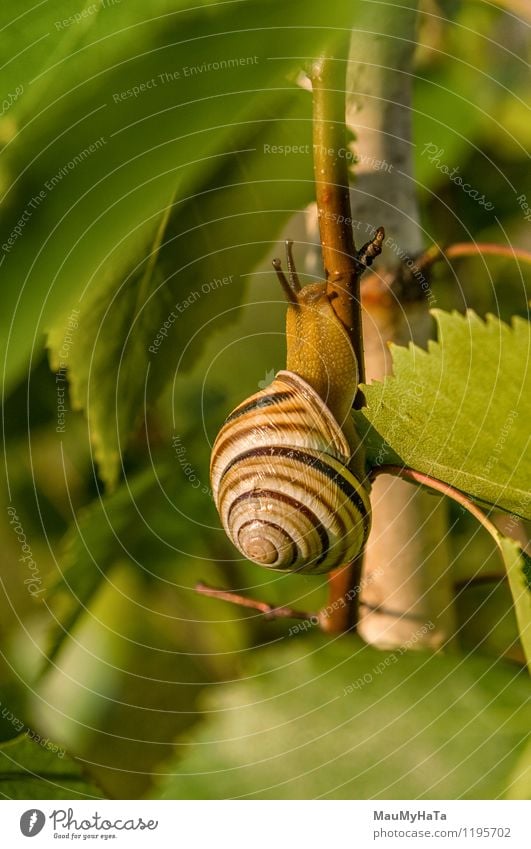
445, 242, 531, 264
319, 552, 363, 633
195, 582, 313, 622
414, 242, 531, 274
309, 53, 366, 387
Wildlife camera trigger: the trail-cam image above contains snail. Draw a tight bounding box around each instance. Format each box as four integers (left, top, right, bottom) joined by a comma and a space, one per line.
210, 241, 374, 574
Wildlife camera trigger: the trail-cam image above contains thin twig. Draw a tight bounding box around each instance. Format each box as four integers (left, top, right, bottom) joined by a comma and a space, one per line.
413, 241, 531, 274
196, 581, 432, 631
371, 465, 514, 574
372, 465, 496, 531
378, 240, 531, 309
445, 242, 531, 264
195, 582, 313, 621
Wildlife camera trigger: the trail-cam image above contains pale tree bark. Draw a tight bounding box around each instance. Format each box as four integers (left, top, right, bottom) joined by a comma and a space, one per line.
348, 2, 454, 648
290, 3, 455, 647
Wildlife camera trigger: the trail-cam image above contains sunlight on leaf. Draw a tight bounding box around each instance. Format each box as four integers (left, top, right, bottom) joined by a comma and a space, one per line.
356, 310, 531, 518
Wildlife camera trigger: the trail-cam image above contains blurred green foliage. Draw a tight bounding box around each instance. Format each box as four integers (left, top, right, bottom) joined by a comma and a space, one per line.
0, 734, 103, 799
155, 636, 530, 799
0, 0, 529, 799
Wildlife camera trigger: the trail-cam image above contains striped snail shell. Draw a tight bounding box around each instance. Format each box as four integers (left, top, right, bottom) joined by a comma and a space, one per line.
210, 370, 371, 574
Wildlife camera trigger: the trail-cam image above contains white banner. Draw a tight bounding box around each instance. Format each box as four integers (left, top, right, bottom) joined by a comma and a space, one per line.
1, 800, 528, 848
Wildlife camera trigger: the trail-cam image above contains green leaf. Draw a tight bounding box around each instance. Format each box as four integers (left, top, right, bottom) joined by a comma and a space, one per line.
32, 564, 219, 799
46, 95, 316, 487
42, 461, 247, 671
499, 537, 531, 671
456, 518, 531, 672
154, 636, 530, 800
1, 0, 353, 396
43, 467, 163, 667
0, 734, 103, 799
355, 310, 531, 518
506, 738, 531, 800
455, 578, 525, 665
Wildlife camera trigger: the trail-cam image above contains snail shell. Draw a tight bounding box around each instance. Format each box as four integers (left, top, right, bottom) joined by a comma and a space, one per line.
210, 370, 371, 574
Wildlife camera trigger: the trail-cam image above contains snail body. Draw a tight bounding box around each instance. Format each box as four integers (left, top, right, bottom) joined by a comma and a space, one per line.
210, 244, 371, 574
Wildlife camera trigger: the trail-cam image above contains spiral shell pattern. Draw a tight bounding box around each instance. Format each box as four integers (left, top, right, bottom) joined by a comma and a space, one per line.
210, 371, 371, 574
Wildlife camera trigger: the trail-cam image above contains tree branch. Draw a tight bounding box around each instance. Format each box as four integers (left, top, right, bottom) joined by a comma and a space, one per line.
342, 3, 455, 651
